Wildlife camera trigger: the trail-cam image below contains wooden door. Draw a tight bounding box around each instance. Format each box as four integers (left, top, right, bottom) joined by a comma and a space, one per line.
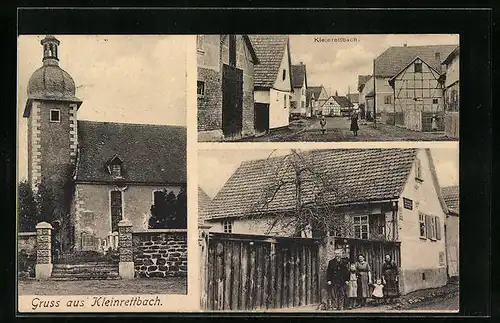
222, 64, 243, 138
254, 103, 270, 133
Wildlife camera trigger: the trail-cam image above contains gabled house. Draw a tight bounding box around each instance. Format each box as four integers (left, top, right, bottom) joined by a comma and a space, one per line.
23, 36, 187, 253
362, 45, 457, 124
388, 56, 445, 132
441, 46, 460, 139
249, 35, 293, 133
204, 149, 450, 295
290, 63, 308, 118
197, 35, 260, 141
307, 85, 329, 116
321, 95, 354, 117
441, 185, 459, 280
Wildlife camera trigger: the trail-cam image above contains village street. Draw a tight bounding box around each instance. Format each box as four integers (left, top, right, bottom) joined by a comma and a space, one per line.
244, 117, 455, 142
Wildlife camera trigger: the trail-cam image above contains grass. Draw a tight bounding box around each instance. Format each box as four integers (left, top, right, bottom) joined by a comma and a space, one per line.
18, 277, 187, 295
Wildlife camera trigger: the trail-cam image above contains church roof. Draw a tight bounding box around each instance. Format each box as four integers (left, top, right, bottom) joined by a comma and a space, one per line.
75, 121, 186, 184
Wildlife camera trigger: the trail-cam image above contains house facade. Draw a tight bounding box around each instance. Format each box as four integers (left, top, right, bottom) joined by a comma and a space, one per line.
197, 35, 260, 141
388, 57, 445, 132
290, 63, 308, 118
321, 96, 341, 116
23, 35, 187, 253
441, 186, 459, 280
308, 86, 329, 116
202, 148, 449, 295
441, 46, 460, 139
362, 45, 457, 125
249, 35, 292, 133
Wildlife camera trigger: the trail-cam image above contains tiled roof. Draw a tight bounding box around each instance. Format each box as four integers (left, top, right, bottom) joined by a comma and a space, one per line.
308, 86, 325, 100
441, 186, 459, 214
358, 75, 371, 92
442, 46, 459, 65
375, 45, 457, 77
333, 96, 354, 108
249, 35, 289, 88
198, 187, 212, 215
291, 64, 307, 88
347, 93, 359, 103
76, 121, 186, 184
205, 149, 418, 220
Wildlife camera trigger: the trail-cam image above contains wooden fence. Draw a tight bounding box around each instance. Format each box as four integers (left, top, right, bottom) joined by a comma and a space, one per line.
201, 232, 321, 311
444, 112, 459, 139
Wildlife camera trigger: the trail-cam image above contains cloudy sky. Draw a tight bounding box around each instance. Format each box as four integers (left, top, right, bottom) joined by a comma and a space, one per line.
198, 147, 459, 198
288, 34, 459, 96
17, 35, 189, 181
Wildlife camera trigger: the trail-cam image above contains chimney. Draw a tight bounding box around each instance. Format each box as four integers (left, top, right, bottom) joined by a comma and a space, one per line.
435, 52, 442, 73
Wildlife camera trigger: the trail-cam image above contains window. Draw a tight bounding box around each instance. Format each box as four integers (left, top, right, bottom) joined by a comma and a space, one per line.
282, 69, 286, 81
197, 81, 205, 96
419, 213, 426, 238
222, 220, 233, 233
432, 98, 438, 104
384, 95, 392, 104
353, 215, 369, 239
50, 109, 60, 122
403, 198, 413, 210
414, 62, 422, 73
301, 101, 305, 109
110, 191, 123, 233
302, 88, 305, 95
284, 94, 287, 109
415, 157, 422, 180
196, 35, 205, 52
439, 252, 445, 265
228, 35, 236, 67
111, 164, 122, 178
429, 216, 436, 240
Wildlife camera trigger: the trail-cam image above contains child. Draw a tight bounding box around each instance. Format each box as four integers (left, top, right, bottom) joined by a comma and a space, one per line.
320, 116, 327, 135
371, 278, 384, 305
347, 263, 358, 309
431, 115, 439, 131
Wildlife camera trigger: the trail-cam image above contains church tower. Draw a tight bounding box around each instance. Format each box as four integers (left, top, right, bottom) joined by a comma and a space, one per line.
23, 35, 82, 220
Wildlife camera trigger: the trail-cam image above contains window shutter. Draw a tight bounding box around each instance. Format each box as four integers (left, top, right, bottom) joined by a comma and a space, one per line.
425, 214, 431, 239
435, 216, 441, 240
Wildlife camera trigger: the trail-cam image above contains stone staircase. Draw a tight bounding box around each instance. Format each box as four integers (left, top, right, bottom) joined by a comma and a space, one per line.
50, 262, 120, 281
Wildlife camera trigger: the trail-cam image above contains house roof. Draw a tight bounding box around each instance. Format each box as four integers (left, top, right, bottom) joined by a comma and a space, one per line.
441, 186, 459, 214
358, 75, 371, 92
205, 149, 419, 220
333, 96, 354, 108
249, 35, 290, 89
347, 93, 359, 103
198, 187, 212, 223
308, 86, 326, 100
291, 64, 307, 88
75, 121, 186, 184
441, 45, 460, 65
374, 45, 457, 77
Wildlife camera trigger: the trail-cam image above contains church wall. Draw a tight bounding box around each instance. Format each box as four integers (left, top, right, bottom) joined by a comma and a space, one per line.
74, 183, 182, 250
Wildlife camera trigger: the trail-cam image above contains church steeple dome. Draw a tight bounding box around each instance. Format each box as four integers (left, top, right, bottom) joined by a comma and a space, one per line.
41, 35, 60, 66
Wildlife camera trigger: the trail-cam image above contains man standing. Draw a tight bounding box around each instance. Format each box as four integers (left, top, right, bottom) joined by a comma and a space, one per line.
327, 250, 349, 310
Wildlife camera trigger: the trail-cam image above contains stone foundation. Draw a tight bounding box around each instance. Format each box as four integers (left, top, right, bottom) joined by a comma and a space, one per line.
198, 129, 224, 142
133, 230, 188, 278
399, 267, 447, 295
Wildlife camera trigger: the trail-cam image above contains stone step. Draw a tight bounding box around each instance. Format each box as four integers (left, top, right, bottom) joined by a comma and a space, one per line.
50, 275, 121, 281
51, 262, 120, 280
53, 263, 118, 269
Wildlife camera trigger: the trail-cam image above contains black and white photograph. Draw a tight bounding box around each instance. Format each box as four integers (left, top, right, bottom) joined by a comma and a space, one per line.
17, 35, 191, 311
198, 147, 459, 312
197, 34, 460, 142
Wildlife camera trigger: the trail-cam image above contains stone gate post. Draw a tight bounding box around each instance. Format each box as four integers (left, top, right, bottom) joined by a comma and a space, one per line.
118, 219, 134, 279
35, 222, 53, 280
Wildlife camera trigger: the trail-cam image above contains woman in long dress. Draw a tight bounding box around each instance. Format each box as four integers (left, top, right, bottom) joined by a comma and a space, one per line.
382, 254, 399, 303
350, 113, 359, 136
355, 254, 372, 307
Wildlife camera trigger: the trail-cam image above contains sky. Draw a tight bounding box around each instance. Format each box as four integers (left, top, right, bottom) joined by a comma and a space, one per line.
288, 34, 459, 96
17, 35, 189, 181
198, 147, 460, 199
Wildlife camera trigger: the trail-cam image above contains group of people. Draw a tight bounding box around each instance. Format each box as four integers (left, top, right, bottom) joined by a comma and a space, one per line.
319, 112, 360, 136
326, 251, 399, 310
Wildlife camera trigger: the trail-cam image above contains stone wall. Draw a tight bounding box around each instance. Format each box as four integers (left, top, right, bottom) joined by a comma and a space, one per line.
18, 232, 37, 254
132, 229, 188, 278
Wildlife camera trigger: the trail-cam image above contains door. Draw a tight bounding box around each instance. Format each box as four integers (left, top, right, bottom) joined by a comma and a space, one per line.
254, 103, 270, 133
222, 64, 243, 138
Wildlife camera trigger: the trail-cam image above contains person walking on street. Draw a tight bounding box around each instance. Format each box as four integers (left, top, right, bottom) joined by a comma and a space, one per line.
382, 254, 399, 304
320, 116, 327, 135
350, 112, 359, 136
355, 254, 372, 307
327, 250, 349, 310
